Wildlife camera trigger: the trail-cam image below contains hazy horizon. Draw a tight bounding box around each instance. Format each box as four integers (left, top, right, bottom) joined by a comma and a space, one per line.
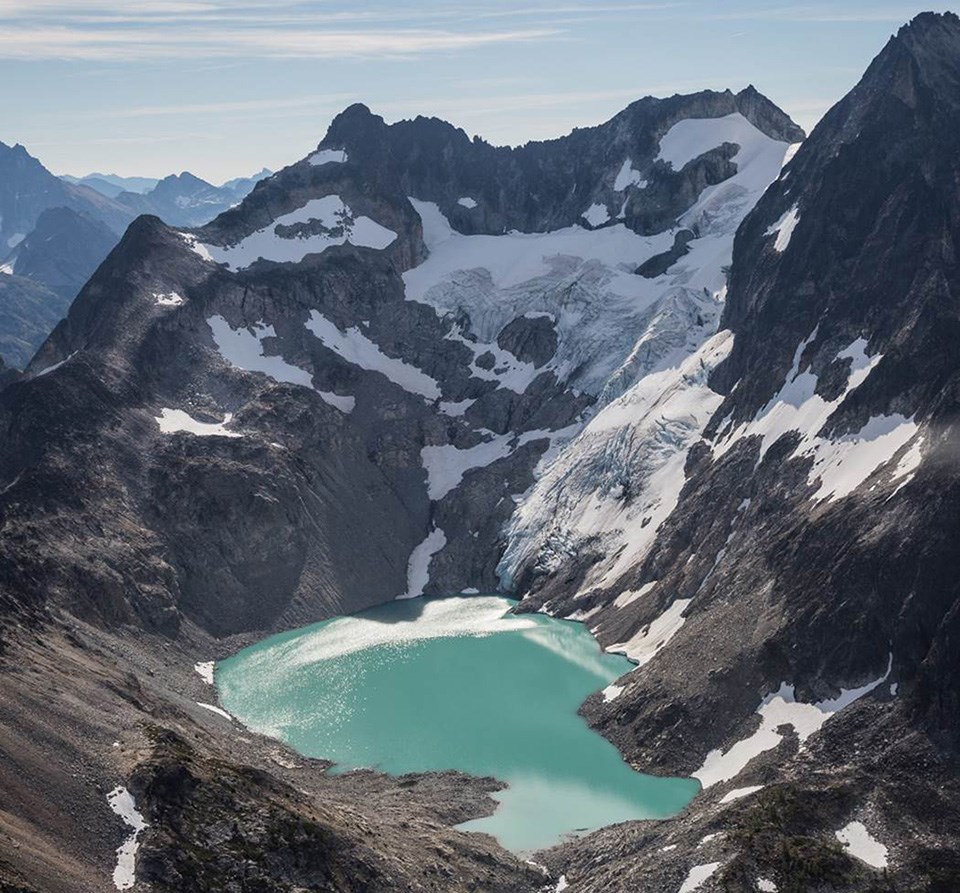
3, 0, 955, 182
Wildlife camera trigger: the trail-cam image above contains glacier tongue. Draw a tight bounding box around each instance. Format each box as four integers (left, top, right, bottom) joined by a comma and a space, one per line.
478, 117, 793, 598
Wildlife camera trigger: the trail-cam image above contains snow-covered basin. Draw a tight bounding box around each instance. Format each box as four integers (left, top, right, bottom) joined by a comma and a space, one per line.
216, 595, 698, 852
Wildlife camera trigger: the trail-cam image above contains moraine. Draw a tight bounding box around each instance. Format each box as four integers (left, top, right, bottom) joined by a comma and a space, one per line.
216, 595, 698, 852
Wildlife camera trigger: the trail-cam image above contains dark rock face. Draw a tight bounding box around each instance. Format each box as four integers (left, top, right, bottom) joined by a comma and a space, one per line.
508, 12, 960, 892
636, 229, 695, 278
496, 315, 558, 368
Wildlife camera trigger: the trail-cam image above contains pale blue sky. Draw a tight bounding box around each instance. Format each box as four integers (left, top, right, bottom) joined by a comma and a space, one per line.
1, 1, 953, 183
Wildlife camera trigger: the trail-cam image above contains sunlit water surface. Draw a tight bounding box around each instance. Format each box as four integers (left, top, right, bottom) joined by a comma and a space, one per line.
216, 595, 698, 851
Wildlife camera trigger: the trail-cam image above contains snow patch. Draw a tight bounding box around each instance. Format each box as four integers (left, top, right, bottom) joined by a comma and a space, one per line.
457, 196, 478, 209
421, 429, 553, 500
613, 581, 658, 609
808, 413, 918, 502
197, 702, 232, 721
194, 661, 215, 685
582, 203, 610, 227
678, 862, 722, 893
34, 351, 78, 377
306, 310, 440, 399
399, 527, 447, 599
154, 292, 184, 307
106, 786, 147, 891
208, 315, 313, 386
156, 408, 241, 438
720, 785, 764, 803
835, 821, 889, 869
614, 158, 646, 191
757, 879, 778, 892
319, 391, 356, 413
179, 231, 215, 262
889, 435, 924, 495
657, 112, 767, 170
601, 683, 624, 703
694, 656, 892, 787
713, 333, 905, 504
308, 148, 348, 165
608, 598, 692, 666
765, 205, 800, 253
196, 195, 396, 271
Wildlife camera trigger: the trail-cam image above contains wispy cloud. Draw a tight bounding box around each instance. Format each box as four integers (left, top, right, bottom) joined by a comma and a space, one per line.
0, 25, 562, 61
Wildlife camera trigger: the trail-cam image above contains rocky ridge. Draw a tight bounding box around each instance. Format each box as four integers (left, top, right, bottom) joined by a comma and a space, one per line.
3, 14, 959, 890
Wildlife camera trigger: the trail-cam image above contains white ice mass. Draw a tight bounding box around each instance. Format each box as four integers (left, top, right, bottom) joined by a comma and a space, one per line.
196, 195, 396, 271
106, 786, 147, 891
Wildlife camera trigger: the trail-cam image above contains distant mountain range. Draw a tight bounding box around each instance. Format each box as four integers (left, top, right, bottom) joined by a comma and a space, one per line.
61, 172, 160, 197
0, 144, 271, 367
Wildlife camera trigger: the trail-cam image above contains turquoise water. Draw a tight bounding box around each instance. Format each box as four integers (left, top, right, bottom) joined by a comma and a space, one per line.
216, 595, 699, 852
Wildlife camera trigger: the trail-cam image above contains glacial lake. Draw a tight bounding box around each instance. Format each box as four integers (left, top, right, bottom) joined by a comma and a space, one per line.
216, 595, 699, 852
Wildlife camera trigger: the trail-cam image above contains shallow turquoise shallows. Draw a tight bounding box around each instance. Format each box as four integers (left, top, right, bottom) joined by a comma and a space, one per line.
216, 595, 699, 852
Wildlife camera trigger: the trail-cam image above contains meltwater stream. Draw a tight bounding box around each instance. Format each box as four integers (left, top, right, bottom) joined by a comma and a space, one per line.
216, 595, 698, 852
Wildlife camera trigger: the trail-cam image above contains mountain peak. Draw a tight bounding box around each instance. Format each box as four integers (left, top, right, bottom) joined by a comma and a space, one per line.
323, 102, 387, 147
872, 9, 960, 98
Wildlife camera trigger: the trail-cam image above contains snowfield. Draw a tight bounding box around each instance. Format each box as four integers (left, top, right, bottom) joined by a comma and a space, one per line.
195, 195, 396, 271
106, 786, 147, 891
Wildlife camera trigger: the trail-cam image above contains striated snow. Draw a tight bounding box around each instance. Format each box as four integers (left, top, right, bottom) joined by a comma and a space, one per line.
306, 310, 440, 399
836, 821, 889, 869
694, 656, 892, 787
156, 408, 241, 438
308, 148, 348, 165
196, 195, 396, 271
678, 862, 721, 893
608, 598, 692, 666
106, 786, 147, 891
457, 196, 478, 209
808, 413, 918, 502
614, 158, 646, 191
889, 435, 924, 495
720, 785, 764, 803
197, 702, 232, 721
154, 291, 184, 307
582, 203, 610, 227
765, 205, 800, 253
399, 527, 447, 599
194, 661, 215, 685
712, 333, 909, 502
34, 351, 78, 377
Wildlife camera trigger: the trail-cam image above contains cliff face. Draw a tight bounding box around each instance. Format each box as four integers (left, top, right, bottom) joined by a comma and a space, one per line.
510, 13, 960, 892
